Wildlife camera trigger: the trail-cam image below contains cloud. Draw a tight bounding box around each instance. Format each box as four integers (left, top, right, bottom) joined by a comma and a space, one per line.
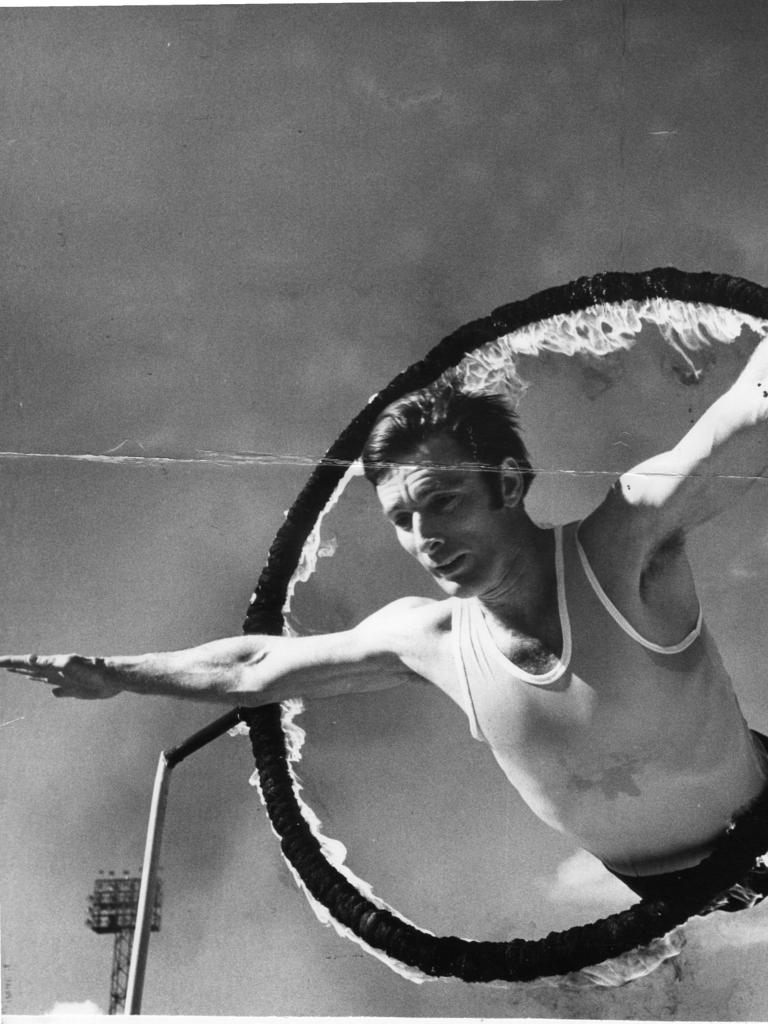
541, 849, 637, 908
45, 1000, 104, 1016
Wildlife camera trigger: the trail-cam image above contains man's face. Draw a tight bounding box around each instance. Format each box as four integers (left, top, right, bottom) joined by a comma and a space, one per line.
375, 434, 514, 597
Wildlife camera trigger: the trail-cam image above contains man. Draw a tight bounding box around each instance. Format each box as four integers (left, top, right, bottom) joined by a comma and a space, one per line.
5, 338, 768, 904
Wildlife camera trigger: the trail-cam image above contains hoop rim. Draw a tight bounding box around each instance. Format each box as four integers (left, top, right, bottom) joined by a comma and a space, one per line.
241, 267, 768, 982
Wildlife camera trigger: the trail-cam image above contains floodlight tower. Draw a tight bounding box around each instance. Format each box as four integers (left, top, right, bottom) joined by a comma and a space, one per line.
86, 870, 162, 1014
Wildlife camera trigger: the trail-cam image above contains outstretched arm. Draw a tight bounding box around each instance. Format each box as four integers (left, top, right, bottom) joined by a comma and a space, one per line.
0, 598, 431, 705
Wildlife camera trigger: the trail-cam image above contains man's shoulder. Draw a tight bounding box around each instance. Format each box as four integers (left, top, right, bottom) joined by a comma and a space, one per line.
579, 482, 671, 565
357, 595, 453, 640
353, 596, 456, 684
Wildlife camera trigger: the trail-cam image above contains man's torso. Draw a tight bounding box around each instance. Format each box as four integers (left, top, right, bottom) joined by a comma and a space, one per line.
396, 520, 767, 876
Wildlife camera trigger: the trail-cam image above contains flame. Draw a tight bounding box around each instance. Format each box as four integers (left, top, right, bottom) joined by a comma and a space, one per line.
444, 299, 768, 403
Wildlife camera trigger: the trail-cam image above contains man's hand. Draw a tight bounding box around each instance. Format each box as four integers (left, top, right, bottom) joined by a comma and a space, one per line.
0, 654, 123, 699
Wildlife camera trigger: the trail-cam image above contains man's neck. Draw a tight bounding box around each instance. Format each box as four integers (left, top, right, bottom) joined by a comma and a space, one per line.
478, 516, 557, 639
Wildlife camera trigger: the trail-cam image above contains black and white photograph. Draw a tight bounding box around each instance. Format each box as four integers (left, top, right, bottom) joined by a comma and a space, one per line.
4, 1, 768, 1019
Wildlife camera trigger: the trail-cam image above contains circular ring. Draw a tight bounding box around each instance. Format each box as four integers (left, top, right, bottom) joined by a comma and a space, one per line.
241, 268, 768, 982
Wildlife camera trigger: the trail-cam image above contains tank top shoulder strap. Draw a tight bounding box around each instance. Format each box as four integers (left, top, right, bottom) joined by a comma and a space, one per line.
450, 597, 486, 742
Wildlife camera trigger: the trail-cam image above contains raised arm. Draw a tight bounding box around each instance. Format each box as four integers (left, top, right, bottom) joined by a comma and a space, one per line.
0, 597, 435, 705
618, 334, 768, 537
577, 335, 768, 640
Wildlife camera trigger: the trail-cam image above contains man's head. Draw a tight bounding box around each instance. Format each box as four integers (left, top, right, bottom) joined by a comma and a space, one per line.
361, 383, 535, 501
362, 384, 536, 597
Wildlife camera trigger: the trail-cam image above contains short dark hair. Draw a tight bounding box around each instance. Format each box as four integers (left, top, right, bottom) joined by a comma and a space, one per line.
361, 382, 535, 498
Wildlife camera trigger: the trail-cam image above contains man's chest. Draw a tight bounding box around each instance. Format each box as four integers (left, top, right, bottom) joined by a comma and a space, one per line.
482, 618, 562, 677
463, 568, 565, 677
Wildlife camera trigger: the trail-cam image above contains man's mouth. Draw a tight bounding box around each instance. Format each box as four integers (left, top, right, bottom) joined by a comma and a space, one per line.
430, 553, 466, 577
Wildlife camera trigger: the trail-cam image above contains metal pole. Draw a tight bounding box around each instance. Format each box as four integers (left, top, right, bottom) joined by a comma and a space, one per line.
164, 708, 246, 770
124, 752, 171, 1016
124, 708, 245, 1015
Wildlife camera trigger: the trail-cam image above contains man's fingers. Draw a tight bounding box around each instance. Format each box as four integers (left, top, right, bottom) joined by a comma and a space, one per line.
2, 653, 118, 699
1, 654, 79, 673
3, 666, 56, 678
2, 655, 72, 685
0, 654, 63, 673
51, 685, 115, 701
0, 655, 40, 668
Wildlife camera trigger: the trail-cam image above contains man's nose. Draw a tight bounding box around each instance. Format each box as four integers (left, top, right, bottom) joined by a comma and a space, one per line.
413, 514, 443, 556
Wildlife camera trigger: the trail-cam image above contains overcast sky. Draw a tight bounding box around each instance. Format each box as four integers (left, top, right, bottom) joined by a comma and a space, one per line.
4, 1, 768, 1019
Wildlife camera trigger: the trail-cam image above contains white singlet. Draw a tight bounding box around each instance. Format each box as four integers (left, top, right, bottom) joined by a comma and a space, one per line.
451, 522, 768, 876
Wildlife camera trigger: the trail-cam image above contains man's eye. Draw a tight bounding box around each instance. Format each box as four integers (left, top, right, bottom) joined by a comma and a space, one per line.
430, 494, 458, 513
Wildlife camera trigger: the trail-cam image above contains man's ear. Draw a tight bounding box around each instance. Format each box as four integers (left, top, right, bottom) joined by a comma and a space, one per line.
499, 457, 524, 508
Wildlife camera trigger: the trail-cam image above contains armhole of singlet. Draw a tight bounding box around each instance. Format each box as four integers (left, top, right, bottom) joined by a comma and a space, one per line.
451, 599, 486, 743
574, 524, 703, 654
554, 524, 573, 670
